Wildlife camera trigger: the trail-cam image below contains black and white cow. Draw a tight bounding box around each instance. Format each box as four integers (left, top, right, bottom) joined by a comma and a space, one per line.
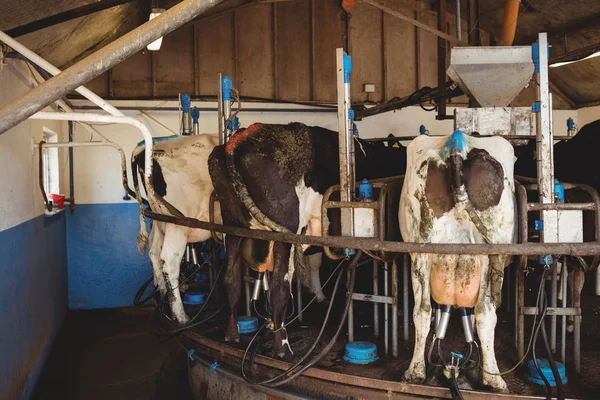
400, 130, 516, 392
208, 122, 407, 358
132, 134, 222, 324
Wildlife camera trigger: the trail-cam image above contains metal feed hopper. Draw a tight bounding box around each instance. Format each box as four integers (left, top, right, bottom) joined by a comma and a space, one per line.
447, 46, 535, 107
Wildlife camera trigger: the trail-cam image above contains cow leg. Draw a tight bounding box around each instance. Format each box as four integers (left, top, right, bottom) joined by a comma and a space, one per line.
475, 255, 508, 392
272, 242, 294, 360
404, 254, 432, 383
307, 252, 326, 302
148, 225, 166, 298
160, 226, 190, 325
224, 234, 242, 343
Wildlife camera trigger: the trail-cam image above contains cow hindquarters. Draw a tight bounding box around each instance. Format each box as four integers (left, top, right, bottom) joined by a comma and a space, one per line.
475, 255, 508, 392
404, 254, 432, 383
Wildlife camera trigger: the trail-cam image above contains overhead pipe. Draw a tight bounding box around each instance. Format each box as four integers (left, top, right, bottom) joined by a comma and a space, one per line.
0, 0, 225, 135
499, 0, 520, 46
0, 30, 124, 117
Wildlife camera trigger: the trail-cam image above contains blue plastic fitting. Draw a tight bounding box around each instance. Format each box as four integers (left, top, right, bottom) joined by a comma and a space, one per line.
450, 352, 464, 360
191, 107, 200, 124
534, 220, 544, 231
527, 359, 567, 386
539, 255, 553, 265
181, 92, 191, 113
419, 125, 427, 135
532, 101, 541, 113
344, 248, 356, 257
358, 178, 373, 200
554, 178, 565, 202
222, 76, 232, 101
352, 123, 358, 137
344, 342, 378, 364
567, 117, 575, 132
187, 349, 196, 361
343, 52, 352, 83
348, 109, 355, 120
209, 362, 220, 372
531, 42, 540, 73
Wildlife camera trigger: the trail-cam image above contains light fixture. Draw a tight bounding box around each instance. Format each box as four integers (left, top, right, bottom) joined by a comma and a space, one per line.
550, 50, 600, 68
147, 8, 165, 51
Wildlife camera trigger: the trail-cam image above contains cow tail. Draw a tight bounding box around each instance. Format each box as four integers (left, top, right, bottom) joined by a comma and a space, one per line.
225, 129, 290, 233
132, 152, 150, 255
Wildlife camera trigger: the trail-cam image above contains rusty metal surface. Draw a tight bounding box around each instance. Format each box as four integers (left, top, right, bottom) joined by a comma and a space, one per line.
182, 331, 550, 400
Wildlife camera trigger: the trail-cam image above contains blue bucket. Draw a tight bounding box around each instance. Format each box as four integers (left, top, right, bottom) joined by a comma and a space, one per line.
183, 292, 207, 306
344, 341, 378, 364
527, 359, 567, 386
237, 316, 258, 334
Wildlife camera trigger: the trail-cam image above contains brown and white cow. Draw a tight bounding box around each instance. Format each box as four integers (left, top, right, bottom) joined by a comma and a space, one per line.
209, 122, 407, 359
400, 130, 516, 392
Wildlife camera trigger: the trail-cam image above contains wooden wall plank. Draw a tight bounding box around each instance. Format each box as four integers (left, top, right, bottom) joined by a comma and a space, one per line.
111, 51, 151, 98
417, 10, 438, 89
350, 1, 384, 103
197, 13, 235, 96
235, 4, 274, 98
382, 1, 417, 99
276, 0, 311, 101
313, 0, 344, 102
86, 72, 109, 98
154, 25, 195, 97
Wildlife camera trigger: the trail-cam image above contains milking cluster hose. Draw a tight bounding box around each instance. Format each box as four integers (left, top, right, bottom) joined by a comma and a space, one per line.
241, 251, 362, 387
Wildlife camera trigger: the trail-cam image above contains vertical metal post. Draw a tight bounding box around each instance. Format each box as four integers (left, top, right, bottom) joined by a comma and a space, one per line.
560, 256, 567, 364
384, 261, 389, 355
551, 259, 558, 352
245, 265, 251, 317
297, 279, 303, 323
436, 0, 447, 120
574, 268, 584, 373
348, 268, 354, 343
534, 33, 557, 243
403, 253, 409, 341
218, 73, 224, 145
373, 260, 379, 338
504, 262, 511, 313
517, 266, 525, 358
392, 259, 398, 358
336, 48, 355, 241
455, 0, 462, 41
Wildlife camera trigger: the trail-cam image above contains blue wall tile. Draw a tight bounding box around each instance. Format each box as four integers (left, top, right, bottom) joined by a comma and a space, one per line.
0, 213, 67, 400
66, 203, 151, 309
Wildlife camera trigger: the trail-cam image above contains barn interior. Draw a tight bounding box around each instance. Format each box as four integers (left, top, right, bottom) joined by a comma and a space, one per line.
2, 0, 600, 399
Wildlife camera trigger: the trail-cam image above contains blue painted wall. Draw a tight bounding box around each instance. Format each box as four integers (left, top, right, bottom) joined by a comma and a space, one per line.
0, 213, 68, 400
66, 203, 151, 309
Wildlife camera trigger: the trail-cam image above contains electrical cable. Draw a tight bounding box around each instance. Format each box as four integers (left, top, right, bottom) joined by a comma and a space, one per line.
539, 290, 565, 400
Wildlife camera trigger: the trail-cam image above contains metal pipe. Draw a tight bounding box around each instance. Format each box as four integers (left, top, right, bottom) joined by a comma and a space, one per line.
527, 202, 596, 211
146, 209, 600, 256
460, 308, 474, 343
551, 259, 558, 352
436, 305, 452, 339
244, 265, 251, 317
456, 0, 462, 41
499, 0, 520, 46
68, 121, 74, 206
403, 253, 409, 341
434, 303, 441, 332
392, 259, 398, 358
191, 247, 199, 265
574, 268, 584, 373
252, 272, 263, 301
560, 256, 567, 364
348, 268, 354, 342
0, 30, 124, 117
384, 262, 389, 355
0, 0, 225, 135
373, 260, 379, 338
297, 277, 303, 323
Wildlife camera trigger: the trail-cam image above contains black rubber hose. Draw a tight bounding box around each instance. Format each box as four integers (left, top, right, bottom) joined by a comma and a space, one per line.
242, 258, 347, 385
449, 369, 465, 400
540, 290, 565, 400
133, 276, 155, 306
266, 251, 361, 388
532, 273, 553, 400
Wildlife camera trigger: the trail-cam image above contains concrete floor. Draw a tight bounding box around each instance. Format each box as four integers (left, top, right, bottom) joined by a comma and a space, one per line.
31, 307, 192, 400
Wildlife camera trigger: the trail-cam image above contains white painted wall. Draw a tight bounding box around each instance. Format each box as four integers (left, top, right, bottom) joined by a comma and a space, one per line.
577, 105, 600, 128
0, 60, 68, 232
67, 98, 580, 205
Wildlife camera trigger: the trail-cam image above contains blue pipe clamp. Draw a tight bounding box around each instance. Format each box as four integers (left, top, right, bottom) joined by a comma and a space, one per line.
221, 76, 232, 101
343, 52, 352, 83
181, 92, 191, 113
191, 107, 200, 124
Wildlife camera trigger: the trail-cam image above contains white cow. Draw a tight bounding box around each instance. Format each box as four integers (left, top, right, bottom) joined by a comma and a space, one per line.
132, 134, 326, 325
399, 131, 516, 392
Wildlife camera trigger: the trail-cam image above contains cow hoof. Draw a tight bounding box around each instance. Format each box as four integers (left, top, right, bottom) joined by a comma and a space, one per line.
482, 376, 508, 393
277, 350, 294, 362
403, 368, 426, 384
